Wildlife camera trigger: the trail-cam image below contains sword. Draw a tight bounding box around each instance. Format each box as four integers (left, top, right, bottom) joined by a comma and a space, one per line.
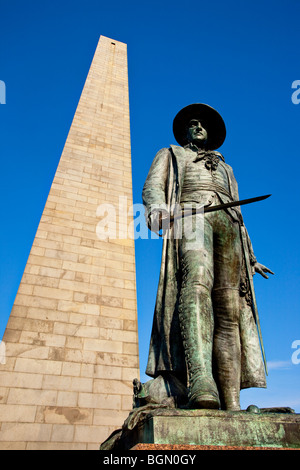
167, 194, 271, 222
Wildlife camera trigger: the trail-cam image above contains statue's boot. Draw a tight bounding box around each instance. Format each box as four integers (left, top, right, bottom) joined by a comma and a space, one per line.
179, 285, 220, 410
213, 288, 241, 411
188, 375, 220, 409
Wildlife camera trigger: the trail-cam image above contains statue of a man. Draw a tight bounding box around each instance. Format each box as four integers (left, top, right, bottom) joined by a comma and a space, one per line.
142, 103, 273, 411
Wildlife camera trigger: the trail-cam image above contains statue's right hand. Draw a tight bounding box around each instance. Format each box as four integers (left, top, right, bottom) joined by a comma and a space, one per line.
149, 208, 170, 233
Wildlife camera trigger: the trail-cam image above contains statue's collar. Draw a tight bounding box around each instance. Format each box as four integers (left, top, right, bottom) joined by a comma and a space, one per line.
183, 143, 225, 162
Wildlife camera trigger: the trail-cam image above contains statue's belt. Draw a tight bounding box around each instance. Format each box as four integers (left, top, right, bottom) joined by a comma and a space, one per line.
180, 183, 233, 201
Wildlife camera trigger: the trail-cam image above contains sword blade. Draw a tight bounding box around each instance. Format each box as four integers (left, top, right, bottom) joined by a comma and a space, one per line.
170, 194, 271, 221
204, 194, 271, 214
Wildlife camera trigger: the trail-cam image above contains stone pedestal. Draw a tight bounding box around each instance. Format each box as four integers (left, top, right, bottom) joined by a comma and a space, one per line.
101, 408, 300, 450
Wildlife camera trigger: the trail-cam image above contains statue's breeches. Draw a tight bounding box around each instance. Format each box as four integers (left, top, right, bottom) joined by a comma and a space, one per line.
178, 209, 242, 410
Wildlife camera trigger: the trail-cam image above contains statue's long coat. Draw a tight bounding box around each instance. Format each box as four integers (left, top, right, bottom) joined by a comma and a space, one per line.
142, 145, 266, 390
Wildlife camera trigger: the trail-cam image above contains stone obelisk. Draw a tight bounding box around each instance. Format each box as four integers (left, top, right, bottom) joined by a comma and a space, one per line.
0, 36, 139, 449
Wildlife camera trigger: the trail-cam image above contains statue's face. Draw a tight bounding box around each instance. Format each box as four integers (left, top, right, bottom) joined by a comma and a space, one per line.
187, 119, 208, 146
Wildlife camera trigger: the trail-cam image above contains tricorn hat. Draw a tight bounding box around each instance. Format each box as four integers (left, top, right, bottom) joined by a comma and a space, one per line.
173, 103, 226, 150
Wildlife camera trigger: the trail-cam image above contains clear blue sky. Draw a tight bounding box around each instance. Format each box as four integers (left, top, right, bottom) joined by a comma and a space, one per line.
0, 0, 299, 412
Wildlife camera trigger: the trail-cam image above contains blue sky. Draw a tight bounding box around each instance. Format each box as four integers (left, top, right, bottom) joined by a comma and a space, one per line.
0, 0, 299, 412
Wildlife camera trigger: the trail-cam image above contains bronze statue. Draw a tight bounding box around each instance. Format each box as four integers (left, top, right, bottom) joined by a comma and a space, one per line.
142, 103, 274, 411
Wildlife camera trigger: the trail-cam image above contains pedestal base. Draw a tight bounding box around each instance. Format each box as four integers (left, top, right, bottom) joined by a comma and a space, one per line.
131, 443, 297, 450
100, 408, 300, 450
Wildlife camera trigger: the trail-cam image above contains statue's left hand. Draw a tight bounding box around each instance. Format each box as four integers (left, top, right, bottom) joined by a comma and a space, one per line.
254, 262, 274, 279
